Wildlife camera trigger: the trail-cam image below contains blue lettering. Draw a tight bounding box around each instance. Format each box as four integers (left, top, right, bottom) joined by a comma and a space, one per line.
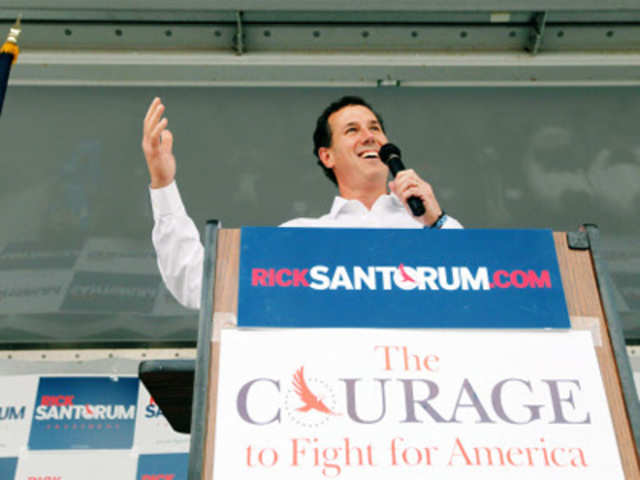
145, 404, 163, 418
0, 406, 26, 420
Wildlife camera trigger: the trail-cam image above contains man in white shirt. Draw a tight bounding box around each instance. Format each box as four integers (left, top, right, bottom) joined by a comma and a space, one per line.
142, 96, 462, 308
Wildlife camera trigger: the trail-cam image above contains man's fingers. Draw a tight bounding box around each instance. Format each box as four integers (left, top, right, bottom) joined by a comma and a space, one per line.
394, 176, 419, 194
391, 170, 443, 226
160, 129, 173, 153
143, 97, 160, 126
390, 178, 420, 198
149, 118, 168, 148
399, 181, 419, 193
143, 100, 165, 139
143, 98, 163, 135
401, 186, 423, 201
394, 169, 417, 184
146, 103, 165, 135
394, 169, 417, 182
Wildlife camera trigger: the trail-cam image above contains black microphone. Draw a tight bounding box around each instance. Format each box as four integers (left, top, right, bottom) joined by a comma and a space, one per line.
379, 143, 426, 217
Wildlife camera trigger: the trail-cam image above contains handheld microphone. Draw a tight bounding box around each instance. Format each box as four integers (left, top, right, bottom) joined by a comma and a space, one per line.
379, 143, 426, 217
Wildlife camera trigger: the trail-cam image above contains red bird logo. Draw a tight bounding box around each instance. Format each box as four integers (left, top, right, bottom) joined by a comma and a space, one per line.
398, 263, 416, 283
292, 367, 339, 416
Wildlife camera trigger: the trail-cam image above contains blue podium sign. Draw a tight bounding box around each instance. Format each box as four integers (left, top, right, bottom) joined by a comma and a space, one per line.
237, 228, 570, 329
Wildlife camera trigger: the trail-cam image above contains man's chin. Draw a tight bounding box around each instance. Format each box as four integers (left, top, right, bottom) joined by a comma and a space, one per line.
361, 170, 388, 187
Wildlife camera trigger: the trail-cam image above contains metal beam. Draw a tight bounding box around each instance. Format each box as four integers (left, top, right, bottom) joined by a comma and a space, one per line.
3, 5, 640, 87
233, 11, 245, 55
10, 50, 640, 87
5, 22, 640, 52
4, 11, 640, 23
2, 0, 640, 12
527, 11, 548, 54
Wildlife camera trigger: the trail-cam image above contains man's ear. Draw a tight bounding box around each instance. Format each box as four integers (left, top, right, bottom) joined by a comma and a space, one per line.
318, 147, 334, 168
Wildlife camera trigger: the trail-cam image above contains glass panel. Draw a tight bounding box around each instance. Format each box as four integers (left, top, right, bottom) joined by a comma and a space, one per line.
0, 87, 638, 346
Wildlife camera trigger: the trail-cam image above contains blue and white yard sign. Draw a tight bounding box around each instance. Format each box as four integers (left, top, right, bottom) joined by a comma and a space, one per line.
237, 228, 570, 329
28, 376, 138, 450
137, 453, 189, 480
0, 457, 17, 480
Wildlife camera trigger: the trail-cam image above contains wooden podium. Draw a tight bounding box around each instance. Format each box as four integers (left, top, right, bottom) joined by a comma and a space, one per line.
185, 223, 640, 479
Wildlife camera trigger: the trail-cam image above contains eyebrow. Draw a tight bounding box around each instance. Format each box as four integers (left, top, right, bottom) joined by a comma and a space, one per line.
343, 120, 381, 129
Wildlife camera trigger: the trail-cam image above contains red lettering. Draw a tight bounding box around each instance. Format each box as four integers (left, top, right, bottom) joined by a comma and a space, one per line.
41, 395, 74, 406
527, 270, 551, 288
275, 268, 293, 287
506, 447, 523, 466
258, 447, 278, 467
510, 270, 528, 288
293, 269, 309, 287
550, 447, 566, 467
141, 475, 175, 480
252, 268, 309, 287
374, 345, 398, 371
251, 268, 268, 286
493, 270, 510, 288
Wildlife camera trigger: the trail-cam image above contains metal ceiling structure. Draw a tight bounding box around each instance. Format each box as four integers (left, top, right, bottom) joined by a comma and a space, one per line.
1, 0, 640, 86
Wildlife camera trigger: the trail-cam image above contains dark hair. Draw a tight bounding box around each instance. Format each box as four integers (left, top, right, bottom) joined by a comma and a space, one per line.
313, 96, 385, 186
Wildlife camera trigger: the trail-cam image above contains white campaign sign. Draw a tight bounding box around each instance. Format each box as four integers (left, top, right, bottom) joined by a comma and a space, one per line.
0, 376, 37, 456
133, 381, 190, 452
213, 329, 623, 479
15, 450, 136, 480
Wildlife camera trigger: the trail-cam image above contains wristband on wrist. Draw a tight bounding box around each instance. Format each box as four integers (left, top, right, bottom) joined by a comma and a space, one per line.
430, 211, 447, 229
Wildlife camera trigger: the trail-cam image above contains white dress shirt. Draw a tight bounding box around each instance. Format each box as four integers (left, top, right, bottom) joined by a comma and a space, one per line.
151, 181, 462, 309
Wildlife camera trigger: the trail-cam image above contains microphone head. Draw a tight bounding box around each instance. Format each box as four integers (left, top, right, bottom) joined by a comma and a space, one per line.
378, 143, 401, 165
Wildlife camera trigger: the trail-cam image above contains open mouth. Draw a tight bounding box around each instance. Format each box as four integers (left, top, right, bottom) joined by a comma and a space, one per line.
359, 151, 380, 160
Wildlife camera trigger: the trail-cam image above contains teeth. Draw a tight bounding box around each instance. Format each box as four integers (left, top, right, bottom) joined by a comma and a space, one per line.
362, 152, 379, 159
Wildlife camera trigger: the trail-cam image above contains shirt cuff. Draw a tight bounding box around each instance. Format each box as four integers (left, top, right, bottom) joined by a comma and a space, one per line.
150, 181, 187, 221
441, 215, 463, 229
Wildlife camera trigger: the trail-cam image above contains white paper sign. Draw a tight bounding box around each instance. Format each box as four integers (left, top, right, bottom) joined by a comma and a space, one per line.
15, 450, 136, 480
213, 329, 623, 479
0, 376, 37, 455
133, 382, 190, 452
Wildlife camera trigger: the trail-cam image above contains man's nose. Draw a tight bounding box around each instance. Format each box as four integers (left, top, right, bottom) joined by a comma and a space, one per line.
361, 128, 376, 144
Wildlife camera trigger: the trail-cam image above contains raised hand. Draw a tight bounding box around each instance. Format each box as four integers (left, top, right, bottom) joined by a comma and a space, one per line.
142, 97, 176, 188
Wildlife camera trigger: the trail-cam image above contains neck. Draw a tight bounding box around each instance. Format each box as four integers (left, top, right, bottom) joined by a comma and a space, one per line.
338, 183, 387, 210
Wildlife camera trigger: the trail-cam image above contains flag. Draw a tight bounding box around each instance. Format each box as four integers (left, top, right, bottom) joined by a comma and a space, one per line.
0, 16, 21, 116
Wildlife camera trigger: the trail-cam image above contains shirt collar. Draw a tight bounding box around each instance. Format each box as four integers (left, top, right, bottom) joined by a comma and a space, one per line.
328, 193, 405, 218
